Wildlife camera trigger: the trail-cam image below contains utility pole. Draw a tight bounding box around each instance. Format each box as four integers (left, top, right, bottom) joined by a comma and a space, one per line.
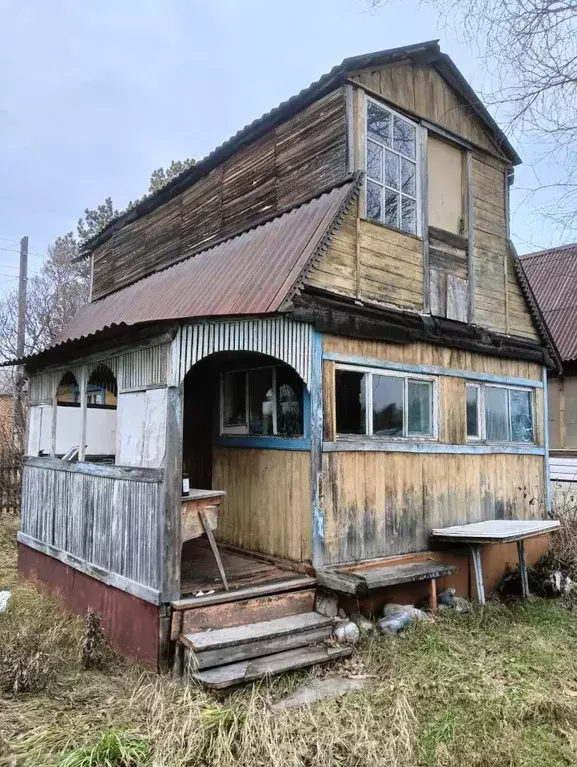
13, 236, 28, 451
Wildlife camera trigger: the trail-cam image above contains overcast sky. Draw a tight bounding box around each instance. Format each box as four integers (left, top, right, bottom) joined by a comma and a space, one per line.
0, 0, 573, 285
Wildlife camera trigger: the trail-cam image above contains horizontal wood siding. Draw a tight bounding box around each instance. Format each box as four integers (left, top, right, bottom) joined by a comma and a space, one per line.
351, 63, 503, 157
322, 451, 544, 564
323, 334, 543, 381
20, 458, 163, 592
212, 447, 312, 562
91, 89, 348, 300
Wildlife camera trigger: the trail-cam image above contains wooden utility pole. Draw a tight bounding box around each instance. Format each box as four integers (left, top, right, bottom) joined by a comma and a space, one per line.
13, 236, 28, 450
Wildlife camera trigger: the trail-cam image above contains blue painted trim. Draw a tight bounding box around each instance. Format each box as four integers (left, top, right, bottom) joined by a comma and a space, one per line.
323, 440, 546, 456
323, 351, 544, 389
543, 369, 552, 515
215, 436, 310, 451
310, 329, 324, 569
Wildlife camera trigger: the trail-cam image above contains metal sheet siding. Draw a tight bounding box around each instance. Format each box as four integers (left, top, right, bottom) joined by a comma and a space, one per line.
51, 182, 356, 349
117, 345, 168, 390
520, 245, 577, 362
176, 317, 314, 385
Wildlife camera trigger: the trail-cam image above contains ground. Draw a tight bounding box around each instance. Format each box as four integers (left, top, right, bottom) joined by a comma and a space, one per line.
3, 515, 577, 767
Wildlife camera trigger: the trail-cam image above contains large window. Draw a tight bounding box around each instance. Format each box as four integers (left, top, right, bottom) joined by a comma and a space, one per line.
366, 97, 419, 235
221, 365, 304, 438
335, 366, 435, 438
466, 383, 534, 443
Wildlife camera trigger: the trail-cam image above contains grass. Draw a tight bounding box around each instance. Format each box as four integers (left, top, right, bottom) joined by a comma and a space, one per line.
3, 514, 577, 766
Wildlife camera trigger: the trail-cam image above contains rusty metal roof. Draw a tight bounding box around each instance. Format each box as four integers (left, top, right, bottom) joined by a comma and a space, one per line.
519, 244, 577, 362
45, 177, 360, 354
82, 40, 519, 256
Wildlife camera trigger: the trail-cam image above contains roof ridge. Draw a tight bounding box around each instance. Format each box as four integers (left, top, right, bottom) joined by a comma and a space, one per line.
520, 243, 577, 259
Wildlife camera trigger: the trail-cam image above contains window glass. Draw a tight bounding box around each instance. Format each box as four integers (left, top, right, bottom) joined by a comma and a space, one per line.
367, 101, 391, 145
366, 180, 382, 221
248, 369, 274, 436
401, 197, 417, 235
223, 371, 247, 428
466, 385, 479, 437
373, 375, 403, 436
509, 389, 533, 443
385, 150, 399, 190
401, 158, 416, 197
276, 366, 303, 437
384, 189, 399, 228
336, 370, 367, 435
485, 386, 509, 441
367, 141, 383, 182
393, 116, 416, 159
407, 380, 432, 435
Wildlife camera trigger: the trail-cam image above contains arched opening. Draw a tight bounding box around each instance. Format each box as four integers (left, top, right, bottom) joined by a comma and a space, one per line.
180, 351, 309, 597
52, 371, 81, 457
56, 371, 80, 405
85, 364, 117, 462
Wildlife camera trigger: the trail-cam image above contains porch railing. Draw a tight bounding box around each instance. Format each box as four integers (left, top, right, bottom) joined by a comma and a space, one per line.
18, 456, 164, 603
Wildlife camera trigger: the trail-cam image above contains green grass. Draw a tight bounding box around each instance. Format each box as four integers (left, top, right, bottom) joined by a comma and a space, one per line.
3, 513, 577, 766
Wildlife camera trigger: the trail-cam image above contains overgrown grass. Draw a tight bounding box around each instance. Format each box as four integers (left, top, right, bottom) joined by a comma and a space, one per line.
3, 514, 577, 766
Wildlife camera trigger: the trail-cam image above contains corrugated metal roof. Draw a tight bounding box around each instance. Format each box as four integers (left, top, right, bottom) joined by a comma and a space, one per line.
82, 40, 519, 256
520, 244, 577, 362
49, 178, 359, 352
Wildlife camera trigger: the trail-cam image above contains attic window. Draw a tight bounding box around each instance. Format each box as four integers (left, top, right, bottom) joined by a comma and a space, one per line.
365, 98, 419, 236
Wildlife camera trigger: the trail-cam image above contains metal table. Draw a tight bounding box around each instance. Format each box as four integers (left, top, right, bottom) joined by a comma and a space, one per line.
431, 520, 560, 604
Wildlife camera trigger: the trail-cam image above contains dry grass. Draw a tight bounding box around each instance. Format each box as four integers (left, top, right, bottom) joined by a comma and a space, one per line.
3, 515, 577, 766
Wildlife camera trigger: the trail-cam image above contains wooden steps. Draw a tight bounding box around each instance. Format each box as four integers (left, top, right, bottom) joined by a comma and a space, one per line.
178, 612, 346, 687
318, 560, 457, 596
191, 646, 352, 690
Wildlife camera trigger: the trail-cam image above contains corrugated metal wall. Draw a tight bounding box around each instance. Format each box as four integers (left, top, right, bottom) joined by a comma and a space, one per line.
20, 458, 163, 598
176, 317, 313, 385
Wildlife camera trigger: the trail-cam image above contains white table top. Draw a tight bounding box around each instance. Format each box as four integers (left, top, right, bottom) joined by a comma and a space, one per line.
431, 519, 560, 543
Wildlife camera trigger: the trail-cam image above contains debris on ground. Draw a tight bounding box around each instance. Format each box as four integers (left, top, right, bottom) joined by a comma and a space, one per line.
271, 677, 369, 711
337, 608, 347, 619
437, 588, 471, 613
0, 591, 10, 614
333, 620, 360, 644
349, 613, 375, 633
377, 603, 433, 635
499, 559, 575, 601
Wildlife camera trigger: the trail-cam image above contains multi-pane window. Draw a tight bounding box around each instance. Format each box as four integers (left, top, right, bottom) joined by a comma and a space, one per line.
366, 98, 418, 235
221, 365, 303, 438
466, 383, 534, 443
335, 366, 435, 438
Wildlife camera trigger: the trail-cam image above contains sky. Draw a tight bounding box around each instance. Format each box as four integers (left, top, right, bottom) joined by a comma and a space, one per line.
0, 0, 574, 287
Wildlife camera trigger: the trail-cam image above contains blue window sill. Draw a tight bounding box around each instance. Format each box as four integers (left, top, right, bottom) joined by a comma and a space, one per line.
215, 436, 311, 451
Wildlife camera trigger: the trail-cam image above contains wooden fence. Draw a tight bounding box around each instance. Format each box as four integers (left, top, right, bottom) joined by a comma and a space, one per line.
0, 451, 22, 514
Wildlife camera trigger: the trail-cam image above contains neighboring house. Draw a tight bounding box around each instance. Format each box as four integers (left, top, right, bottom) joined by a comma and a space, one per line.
520, 244, 577, 491
11, 41, 560, 675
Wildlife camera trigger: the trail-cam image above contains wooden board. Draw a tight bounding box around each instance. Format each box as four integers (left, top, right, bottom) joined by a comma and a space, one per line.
432, 519, 560, 542
212, 447, 312, 562
191, 646, 352, 689
181, 612, 332, 652
318, 560, 456, 595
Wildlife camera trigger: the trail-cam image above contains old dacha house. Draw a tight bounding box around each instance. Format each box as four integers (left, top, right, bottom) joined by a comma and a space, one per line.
13, 41, 561, 683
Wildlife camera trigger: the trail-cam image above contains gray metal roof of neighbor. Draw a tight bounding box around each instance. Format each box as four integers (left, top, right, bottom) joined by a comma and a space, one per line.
81, 39, 519, 256
43, 177, 360, 354
520, 244, 577, 363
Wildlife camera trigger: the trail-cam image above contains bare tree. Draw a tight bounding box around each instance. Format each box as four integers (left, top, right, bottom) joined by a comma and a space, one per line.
367, 0, 577, 229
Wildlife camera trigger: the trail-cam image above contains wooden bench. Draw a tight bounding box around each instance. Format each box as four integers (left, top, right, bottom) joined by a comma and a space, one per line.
317, 560, 457, 611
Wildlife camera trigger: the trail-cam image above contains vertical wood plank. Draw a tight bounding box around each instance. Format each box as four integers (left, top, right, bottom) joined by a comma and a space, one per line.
323, 361, 336, 442
466, 151, 475, 323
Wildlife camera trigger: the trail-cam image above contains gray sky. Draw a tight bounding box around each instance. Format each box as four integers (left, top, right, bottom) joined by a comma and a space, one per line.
0, 0, 573, 285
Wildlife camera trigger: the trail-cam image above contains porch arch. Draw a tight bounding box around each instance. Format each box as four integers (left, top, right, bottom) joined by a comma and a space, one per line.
176, 317, 314, 387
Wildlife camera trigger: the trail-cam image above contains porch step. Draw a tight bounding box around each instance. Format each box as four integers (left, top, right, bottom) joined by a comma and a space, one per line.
180, 611, 333, 671
191, 645, 352, 690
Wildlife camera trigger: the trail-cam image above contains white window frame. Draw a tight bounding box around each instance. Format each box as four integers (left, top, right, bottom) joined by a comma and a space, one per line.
221, 365, 303, 437
364, 94, 422, 237
465, 383, 483, 441
466, 382, 535, 444
336, 364, 438, 440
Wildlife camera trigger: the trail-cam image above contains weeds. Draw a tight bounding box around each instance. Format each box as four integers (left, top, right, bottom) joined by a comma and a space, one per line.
57, 729, 150, 767
80, 608, 109, 670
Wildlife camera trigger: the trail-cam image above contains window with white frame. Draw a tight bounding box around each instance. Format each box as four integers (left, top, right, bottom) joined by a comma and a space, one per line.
365, 97, 419, 235
335, 365, 435, 438
466, 383, 534, 443
221, 365, 304, 438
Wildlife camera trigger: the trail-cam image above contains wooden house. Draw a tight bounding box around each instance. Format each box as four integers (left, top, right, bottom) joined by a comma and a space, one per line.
14, 41, 560, 681
520, 244, 577, 493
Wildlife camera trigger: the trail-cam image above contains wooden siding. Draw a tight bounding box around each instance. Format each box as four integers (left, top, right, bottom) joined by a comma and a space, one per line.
91, 89, 348, 300
305, 202, 424, 311
20, 457, 163, 597
350, 62, 503, 157
322, 451, 544, 564
212, 447, 312, 563
323, 333, 543, 381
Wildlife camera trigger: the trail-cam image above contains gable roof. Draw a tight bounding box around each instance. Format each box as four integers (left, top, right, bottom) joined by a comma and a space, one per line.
519, 244, 577, 363
81, 40, 520, 256
15, 177, 360, 367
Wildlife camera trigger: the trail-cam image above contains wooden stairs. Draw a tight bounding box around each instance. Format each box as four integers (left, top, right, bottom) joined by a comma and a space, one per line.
172, 576, 350, 689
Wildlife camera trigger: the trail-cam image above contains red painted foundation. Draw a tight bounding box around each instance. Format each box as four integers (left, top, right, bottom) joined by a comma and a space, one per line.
18, 543, 161, 669
339, 535, 551, 617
